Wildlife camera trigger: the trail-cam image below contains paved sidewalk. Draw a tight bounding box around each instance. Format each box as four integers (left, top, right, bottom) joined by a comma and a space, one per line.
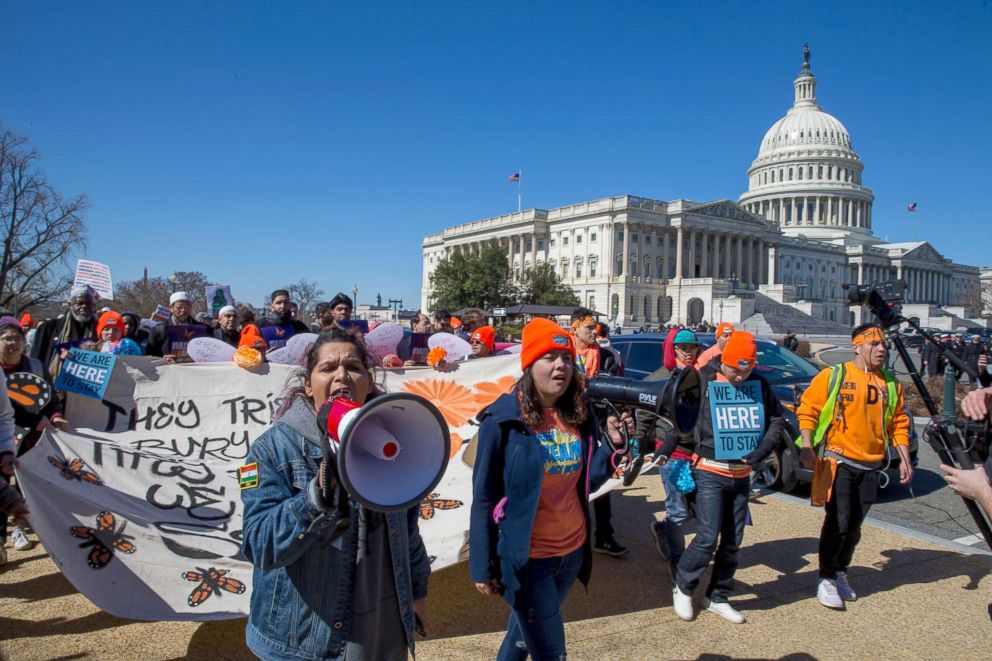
1, 470, 990, 660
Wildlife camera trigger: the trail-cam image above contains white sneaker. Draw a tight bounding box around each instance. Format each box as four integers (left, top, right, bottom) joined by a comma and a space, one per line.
11, 528, 33, 552
672, 585, 695, 621
835, 571, 857, 601
817, 578, 844, 609
703, 598, 746, 624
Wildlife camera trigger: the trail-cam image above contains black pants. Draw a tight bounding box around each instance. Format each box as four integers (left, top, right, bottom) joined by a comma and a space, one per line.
593, 492, 614, 543
819, 463, 879, 578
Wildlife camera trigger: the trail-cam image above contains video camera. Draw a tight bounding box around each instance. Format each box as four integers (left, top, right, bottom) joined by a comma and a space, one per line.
842, 279, 905, 327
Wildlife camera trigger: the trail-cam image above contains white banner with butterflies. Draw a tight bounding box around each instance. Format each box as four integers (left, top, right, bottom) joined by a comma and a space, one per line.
13, 354, 539, 620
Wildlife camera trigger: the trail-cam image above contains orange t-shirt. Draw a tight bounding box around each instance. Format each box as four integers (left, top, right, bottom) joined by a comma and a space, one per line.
529, 409, 587, 559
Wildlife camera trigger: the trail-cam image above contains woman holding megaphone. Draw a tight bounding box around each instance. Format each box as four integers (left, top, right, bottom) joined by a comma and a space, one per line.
470, 318, 632, 661
241, 328, 432, 661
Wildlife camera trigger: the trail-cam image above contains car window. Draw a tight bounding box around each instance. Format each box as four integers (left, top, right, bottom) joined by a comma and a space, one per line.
753, 342, 820, 384
626, 341, 662, 374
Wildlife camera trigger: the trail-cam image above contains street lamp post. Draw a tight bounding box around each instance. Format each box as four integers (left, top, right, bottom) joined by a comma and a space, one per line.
389, 298, 403, 322
796, 279, 807, 300
352, 284, 359, 318
168, 273, 179, 293
729, 271, 738, 294
718, 301, 724, 324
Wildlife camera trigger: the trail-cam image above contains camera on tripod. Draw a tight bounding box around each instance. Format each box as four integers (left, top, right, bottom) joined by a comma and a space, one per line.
842, 279, 905, 327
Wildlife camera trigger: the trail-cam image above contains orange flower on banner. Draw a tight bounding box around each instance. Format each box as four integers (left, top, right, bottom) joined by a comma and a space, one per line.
402, 379, 477, 428
472, 375, 517, 407
426, 347, 447, 367
449, 433, 463, 459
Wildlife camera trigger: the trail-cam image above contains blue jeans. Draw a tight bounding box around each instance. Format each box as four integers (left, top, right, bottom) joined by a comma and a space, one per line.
498, 547, 584, 661
674, 469, 749, 603
658, 461, 690, 566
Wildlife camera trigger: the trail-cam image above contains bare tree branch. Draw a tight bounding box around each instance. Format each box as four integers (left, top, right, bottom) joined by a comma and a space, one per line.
0, 127, 87, 314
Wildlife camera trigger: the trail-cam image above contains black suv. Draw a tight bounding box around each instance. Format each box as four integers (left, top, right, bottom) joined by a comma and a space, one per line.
608, 332, 918, 492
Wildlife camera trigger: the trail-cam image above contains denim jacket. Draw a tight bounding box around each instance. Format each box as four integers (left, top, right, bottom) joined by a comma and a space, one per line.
241, 397, 431, 660
468, 392, 615, 609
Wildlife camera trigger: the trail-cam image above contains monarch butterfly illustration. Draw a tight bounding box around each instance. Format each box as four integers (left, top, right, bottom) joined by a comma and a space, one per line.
69, 511, 136, 569
48, 456, 103, 485
182, 566, 247, 607
6, 372, 51, 413
419, 492, 463, 520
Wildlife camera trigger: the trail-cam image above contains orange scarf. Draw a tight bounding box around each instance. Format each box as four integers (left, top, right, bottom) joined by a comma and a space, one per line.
577, 344, 601, 377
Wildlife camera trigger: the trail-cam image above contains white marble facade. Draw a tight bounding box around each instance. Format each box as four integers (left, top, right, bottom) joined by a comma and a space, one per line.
421, 48, 982, 328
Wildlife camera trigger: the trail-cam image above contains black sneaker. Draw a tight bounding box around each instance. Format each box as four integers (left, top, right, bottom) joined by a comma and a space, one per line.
593, 538, 629, 557
650, 521, 669, 561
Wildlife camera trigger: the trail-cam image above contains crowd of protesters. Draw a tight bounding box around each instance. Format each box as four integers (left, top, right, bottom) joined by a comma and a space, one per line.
3, 283, 992, 659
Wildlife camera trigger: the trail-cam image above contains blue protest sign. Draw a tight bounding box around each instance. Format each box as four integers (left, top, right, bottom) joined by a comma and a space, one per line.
260, 323, 297, 350
708, 380, 765, 461
338, 319, 369, 333
54, 349, 117, 400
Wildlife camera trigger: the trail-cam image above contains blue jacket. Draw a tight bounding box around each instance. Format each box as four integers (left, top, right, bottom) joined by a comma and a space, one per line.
469, 392, 615, 608
241, 397, 431, 661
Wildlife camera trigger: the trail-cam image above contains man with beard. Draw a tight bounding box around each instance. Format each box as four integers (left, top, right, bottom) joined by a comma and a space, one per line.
30, 285, 98, 379
147, 292, 210, 361
213, 305, 241, 347
256, 289, 310, 350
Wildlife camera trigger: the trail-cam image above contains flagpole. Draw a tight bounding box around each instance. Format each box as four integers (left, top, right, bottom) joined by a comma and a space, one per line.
518, 169, 522, 213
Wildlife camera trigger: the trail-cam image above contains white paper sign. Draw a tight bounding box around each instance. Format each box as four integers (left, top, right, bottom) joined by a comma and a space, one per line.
73, 259, 113, 300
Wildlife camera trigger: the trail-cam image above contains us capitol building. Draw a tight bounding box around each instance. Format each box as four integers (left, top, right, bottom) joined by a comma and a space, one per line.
421, 47, 985, 332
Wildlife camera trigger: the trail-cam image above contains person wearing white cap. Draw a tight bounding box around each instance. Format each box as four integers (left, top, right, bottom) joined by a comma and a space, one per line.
29, 284, 98, 379
147, 291, 210, 360
213, 305, 241, 347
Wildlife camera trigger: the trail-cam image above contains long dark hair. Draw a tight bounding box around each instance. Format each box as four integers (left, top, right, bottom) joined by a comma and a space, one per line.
275, 327, 384, 419
517, 357, 587, 429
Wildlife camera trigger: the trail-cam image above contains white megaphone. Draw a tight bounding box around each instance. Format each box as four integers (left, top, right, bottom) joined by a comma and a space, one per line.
320, 393, 451, 512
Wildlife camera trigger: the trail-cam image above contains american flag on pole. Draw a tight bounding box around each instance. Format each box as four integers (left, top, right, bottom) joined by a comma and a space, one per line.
508, 172, 520, 183
906, 202, 917, 212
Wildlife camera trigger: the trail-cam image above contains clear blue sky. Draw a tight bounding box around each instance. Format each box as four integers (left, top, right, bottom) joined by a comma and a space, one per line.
3, 1, 990, 310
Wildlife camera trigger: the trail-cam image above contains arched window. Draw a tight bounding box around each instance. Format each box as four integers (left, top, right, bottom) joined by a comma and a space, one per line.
643, 260, 651, 279
771, 170, 776, 183
589, 257, 597, 278
575, 258, 583, 279
611, 293, 619, 318
560, 259, 569, 279
789, 167, 794, 180
798, 167, 803, 180
808, 166, 813, 179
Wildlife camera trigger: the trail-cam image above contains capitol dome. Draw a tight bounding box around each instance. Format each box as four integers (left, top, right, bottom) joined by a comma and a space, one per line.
739, 46, 874, 241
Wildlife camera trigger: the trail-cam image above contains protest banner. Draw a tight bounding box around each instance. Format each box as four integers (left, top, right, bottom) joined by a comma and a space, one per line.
18, 355, 522, 620
259, 324, 297, 350
166, 325, 209, 363
338, 319, 369, 333
409, 332, 430, 364
205, 285, 234, 317
73, 259, 114, 300
54, 349, 118, 400
708, 380, 765, 460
